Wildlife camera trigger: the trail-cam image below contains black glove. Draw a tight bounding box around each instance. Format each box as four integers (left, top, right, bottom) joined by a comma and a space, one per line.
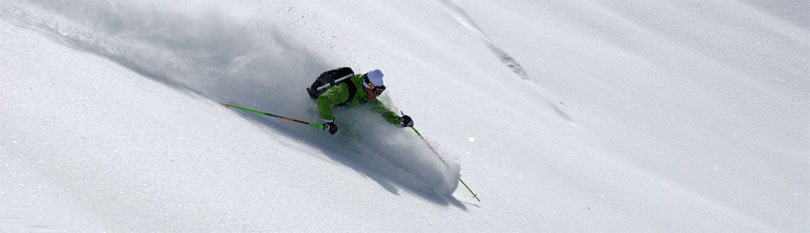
323, 121, 338, 135
399, 115, 414, 127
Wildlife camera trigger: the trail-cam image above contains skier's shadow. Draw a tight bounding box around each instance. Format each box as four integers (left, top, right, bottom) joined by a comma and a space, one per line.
232, 103, 468, 210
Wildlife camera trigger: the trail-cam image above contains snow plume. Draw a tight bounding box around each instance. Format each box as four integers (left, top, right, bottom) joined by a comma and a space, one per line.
3, 0, 461, 197
332, 107, 461, 196
3, 0, 331, 101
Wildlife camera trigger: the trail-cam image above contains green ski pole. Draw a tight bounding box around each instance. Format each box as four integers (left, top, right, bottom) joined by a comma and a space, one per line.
403, 112, 480, 202
223, 103, 324, 129
410, 126, 480, 202
409, 126, 450, 167
458, 177, 480, 202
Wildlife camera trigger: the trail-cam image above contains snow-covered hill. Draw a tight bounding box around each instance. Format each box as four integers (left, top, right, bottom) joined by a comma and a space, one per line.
1, 0, 807, 232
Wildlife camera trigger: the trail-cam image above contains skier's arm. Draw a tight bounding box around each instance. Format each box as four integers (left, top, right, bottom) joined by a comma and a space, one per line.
316, 84, 349, 121
368, 98, 401, 125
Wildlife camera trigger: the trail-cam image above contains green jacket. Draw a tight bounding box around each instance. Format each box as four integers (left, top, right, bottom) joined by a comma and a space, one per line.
316, 74, 400, 125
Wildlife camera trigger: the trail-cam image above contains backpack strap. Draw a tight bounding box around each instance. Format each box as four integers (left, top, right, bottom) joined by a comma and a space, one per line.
337, 77, 357, 106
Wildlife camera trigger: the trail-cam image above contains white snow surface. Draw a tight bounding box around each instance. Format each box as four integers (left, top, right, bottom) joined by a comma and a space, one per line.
1, 0, 808, 232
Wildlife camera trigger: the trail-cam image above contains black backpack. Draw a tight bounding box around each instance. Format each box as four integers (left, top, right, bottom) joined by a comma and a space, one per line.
307, 67, 357, 106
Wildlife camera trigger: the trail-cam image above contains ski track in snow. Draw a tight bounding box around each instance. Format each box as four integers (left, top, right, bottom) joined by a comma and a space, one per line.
435, 0, 582, 125
436, 0, 530, 81
0, 0, 461, 203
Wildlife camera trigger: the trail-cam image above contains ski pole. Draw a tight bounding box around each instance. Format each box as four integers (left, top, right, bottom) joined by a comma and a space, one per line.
403, 112, 480, 202
458, 177, 480, 202
410, 126, 481, 202
409, 126, 450, 167
223, 103, 324, 129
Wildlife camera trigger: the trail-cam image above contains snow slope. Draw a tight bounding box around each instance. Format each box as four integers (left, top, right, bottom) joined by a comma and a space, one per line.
1, 0, 807, 232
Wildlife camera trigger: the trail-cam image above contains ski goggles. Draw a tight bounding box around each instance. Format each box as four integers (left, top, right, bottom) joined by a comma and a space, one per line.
369, 83, 385, 96
365, 77, 386, 96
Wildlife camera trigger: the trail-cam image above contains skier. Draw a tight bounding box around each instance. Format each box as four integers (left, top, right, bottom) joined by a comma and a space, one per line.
315, 69, 414, 135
